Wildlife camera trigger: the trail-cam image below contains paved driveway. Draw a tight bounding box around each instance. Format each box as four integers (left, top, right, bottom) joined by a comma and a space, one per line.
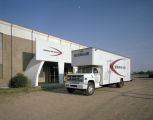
0, 78, 153, 120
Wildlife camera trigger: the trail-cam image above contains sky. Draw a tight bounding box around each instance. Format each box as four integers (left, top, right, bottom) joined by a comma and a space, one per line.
0, 0, 153, 72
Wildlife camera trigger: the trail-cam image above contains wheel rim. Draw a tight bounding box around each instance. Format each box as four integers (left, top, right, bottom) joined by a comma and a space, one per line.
88, 85, 94, 94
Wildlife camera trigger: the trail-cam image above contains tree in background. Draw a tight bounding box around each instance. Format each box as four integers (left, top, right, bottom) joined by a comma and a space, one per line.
133, 70, 153, 78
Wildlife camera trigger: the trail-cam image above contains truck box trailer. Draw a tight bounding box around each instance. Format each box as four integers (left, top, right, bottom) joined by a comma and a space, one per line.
65, 47, 131, 95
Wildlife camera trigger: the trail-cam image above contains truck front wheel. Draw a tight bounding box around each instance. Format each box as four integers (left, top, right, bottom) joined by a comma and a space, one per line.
86, 82, 95, 96
67, 88, 75, 93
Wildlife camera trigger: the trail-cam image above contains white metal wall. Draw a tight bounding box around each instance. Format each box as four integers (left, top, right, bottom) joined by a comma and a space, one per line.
0, 19, 87, 86
72, 48, 131, 85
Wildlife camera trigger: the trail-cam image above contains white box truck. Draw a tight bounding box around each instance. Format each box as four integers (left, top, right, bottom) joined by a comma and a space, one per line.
65, 47, 131, 95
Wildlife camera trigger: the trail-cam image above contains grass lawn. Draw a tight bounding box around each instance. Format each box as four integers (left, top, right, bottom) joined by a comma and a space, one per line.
0, 84, 65, 96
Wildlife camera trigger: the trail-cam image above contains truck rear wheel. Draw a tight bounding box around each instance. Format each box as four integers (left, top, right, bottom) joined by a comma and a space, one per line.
67, 88, 75, 93
116, 79, 124, 88
86, 82, 95, 96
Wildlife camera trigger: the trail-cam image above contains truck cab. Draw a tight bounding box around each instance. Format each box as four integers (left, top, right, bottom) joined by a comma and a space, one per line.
65, 65, 102, 95
65, 47, 130, 95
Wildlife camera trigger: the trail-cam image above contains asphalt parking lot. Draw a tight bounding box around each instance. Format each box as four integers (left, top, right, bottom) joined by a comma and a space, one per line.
0, 78, 153, 120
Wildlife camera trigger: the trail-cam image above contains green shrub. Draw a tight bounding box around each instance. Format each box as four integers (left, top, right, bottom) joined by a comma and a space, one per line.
11, 73, 29, 88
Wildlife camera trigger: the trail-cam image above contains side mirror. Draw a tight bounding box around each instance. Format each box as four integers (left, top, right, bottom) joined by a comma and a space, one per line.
93, 68, 98, 73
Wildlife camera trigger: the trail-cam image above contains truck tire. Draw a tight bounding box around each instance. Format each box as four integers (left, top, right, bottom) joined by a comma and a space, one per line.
116, 79, 124, 88
86, 82, 95, 96
67, 88, 75, 93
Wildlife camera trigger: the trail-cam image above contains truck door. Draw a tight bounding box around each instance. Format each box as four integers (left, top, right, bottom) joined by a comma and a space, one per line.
93, 68, 101, 83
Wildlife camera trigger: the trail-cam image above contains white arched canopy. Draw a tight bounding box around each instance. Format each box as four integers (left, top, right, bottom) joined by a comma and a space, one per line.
25, 56, 44, 86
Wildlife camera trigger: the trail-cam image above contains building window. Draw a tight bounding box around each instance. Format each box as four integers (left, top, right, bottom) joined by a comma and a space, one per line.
0, 33, 2, 79
22, 52, 34, 71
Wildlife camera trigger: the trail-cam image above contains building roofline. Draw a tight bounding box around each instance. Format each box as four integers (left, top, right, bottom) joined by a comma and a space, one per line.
0, 19, 87, 48
72, 47, 130, 59
0, 19, 129, 59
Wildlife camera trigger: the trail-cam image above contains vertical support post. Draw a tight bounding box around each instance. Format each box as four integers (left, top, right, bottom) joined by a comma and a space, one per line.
31, 30, 33, 57
11, 24, 13, 81
73, 67, 78, 73
58, 62, 64, 84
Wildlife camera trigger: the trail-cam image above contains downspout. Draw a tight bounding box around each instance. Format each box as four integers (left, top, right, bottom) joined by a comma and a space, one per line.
10, 24, 13, 86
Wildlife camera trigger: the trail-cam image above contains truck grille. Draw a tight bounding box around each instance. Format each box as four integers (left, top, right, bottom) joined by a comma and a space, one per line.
67, 75, 83, 82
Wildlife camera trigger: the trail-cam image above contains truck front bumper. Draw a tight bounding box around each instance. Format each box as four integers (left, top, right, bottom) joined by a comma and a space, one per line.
65, 82, 88, 90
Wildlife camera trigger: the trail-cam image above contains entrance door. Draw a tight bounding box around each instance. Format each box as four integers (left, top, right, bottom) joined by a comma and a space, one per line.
48, 66, 58, 83
93, 68, 101, 84
42, 62, 59, 83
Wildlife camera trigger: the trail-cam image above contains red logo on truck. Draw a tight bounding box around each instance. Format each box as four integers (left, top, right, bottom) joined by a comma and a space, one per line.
110, 58, 126, 77
43, 47, 62, 56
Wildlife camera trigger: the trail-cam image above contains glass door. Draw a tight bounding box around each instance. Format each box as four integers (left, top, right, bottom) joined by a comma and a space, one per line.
48, 66, 59, 83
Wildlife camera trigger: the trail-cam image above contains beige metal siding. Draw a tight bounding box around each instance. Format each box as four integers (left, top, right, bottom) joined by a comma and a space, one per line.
0, 33, 2, 80
0, 34, 11, 87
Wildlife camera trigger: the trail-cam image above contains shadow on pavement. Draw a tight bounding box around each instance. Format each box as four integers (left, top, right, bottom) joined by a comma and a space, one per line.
42, 87, 86, 96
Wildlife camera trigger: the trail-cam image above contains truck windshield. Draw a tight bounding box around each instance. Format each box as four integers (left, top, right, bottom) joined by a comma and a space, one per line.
78, 66, 92, 73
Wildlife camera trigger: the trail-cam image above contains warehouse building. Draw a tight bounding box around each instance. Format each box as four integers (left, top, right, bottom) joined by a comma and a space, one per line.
0, 19, 87, 87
